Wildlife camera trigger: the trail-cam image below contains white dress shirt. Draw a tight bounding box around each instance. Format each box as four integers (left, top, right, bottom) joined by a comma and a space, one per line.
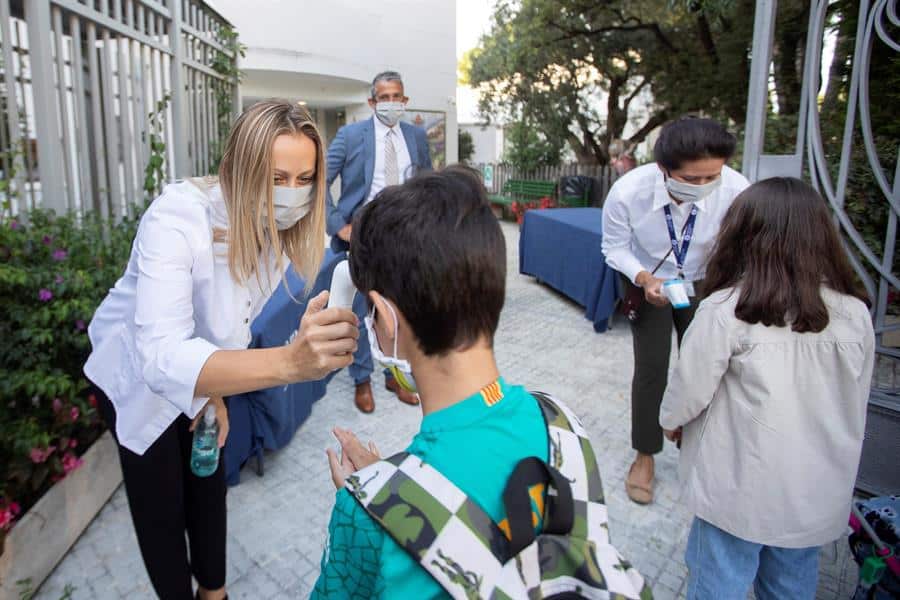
365, 116, 412, 204
84, 180, 285, 455
601, 163, 749, 283
660, 287, 874, 547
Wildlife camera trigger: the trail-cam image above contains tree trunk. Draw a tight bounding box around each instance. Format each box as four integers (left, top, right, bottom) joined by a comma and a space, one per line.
772, 1, 808, 117
822, 0, 855, 116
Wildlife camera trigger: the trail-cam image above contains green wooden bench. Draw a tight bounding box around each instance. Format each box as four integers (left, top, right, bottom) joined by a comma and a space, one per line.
488, 179, 557, 211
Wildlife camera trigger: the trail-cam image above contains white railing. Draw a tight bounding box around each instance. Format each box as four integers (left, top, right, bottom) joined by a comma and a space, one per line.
0, 0, 240, 220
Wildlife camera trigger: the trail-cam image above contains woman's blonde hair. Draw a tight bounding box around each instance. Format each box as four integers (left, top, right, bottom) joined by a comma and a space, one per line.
217, 100, 326, 290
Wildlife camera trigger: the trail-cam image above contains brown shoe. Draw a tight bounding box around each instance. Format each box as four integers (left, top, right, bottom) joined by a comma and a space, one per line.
354, 381, 375, 413
625, 457, 654, 505
385, 376, 420, 406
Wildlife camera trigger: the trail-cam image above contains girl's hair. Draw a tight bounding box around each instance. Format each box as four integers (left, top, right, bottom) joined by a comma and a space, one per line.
217, 100, 326, 288
703, 177, 869, 333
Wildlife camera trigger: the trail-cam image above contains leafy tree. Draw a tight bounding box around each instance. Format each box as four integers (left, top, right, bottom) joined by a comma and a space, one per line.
503, 119, 563, 173
458, 129, 476, 163
465, 0, 810, 165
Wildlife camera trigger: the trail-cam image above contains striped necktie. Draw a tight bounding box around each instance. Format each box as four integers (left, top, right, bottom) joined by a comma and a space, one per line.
385, 129, 399, 186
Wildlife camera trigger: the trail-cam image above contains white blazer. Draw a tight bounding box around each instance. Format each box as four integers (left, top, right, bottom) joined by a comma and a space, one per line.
85, 180, 284, 455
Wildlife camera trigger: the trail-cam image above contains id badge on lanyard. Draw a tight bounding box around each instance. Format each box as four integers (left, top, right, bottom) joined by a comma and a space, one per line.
664, 204, 698, 306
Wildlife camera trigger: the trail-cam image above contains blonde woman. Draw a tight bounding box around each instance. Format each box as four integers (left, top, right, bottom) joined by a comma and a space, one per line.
83, 101, 358, 600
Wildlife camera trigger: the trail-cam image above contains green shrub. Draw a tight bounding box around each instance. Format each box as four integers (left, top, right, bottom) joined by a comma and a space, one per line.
0, 209, 138, 551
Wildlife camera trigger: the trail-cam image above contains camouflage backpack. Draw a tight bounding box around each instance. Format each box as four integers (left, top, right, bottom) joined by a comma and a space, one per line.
345, 392, 653, 600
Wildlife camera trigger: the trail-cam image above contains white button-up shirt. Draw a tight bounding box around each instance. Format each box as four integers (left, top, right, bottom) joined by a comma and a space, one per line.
365, 115, 412, 204
601, 163, 749, 283
660, 287, 874, 547
84, 180, 285, 455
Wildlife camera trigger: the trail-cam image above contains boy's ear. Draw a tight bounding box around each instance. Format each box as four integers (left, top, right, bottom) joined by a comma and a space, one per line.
368, 291, 393, 331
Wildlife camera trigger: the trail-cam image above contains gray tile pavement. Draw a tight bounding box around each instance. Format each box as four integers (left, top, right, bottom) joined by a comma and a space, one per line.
36, 222, 859, 599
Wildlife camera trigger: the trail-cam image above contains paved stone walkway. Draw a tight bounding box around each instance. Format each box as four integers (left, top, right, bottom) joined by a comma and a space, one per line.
37, 222, 858, 599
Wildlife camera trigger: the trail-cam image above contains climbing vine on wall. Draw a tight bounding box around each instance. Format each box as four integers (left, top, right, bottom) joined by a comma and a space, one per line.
209, 26, 245, 173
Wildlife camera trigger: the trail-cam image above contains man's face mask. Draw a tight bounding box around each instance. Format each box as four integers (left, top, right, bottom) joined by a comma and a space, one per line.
364, 301, 417, 394
265, 185, 313, 230
375, 101, 405, 127
665, 173, 722, 204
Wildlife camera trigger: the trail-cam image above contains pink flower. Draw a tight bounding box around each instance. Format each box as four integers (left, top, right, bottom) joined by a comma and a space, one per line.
42, 235, 53, 245
70, 406, 80, 422
55, 274, 64, 284
52, 249, 68, 261
9, 502, 19, 516
69, 439, 78, 449
75, 319, 86, 332
87, 394, 97, 408
52, 398, 63, 413
38, 288, 53, 302
0, 509, 13, 530
29, 445, 56, 464
62, 452, 83, 475
9, 219, 19, 230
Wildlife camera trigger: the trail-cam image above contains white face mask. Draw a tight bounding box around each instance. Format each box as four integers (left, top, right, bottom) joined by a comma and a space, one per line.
665, 174, 722, 204
266, 185, 313, 230
375, 101, 405, 127
364, 301, 417, 394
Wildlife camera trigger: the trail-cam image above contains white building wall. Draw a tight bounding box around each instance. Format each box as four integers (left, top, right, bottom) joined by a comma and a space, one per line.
209, 0, 458, 163
460, 123, 504, 164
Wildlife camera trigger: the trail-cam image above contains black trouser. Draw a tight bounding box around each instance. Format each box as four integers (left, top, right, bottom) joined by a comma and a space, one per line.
95, 387, 226, 599
624, 277, 701, 455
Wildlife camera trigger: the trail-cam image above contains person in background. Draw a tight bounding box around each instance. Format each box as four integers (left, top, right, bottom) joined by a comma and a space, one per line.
601, 116, 749, 505
609, 138, 636, 176
660, 177, 874, 599
325, 70, 433, 414
84, 101, 359, 600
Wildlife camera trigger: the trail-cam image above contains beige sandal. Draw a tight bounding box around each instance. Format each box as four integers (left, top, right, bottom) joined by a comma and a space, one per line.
625, 462, 654, 505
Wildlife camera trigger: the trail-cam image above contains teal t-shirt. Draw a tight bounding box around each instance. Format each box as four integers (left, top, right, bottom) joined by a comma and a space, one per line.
312, 377, 549, 599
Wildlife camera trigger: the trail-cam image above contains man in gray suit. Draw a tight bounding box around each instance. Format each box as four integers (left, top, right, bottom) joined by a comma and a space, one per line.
326, 71, 432, 412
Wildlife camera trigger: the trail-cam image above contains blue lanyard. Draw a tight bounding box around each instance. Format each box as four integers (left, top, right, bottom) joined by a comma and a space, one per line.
664, 204, 698, 277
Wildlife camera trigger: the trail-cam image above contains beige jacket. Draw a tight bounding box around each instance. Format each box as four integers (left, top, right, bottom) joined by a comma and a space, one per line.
660, 287, 874, 548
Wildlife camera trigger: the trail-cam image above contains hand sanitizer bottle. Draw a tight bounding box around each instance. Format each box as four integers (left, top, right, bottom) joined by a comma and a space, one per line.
190, 405, 219, 477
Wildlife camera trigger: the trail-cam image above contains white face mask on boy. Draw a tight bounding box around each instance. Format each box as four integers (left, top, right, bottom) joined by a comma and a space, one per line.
364, 301, 418, 394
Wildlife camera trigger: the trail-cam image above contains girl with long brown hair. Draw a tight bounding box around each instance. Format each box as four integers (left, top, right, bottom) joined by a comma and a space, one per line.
84, 100, 359, 599
660, 177, 874, 599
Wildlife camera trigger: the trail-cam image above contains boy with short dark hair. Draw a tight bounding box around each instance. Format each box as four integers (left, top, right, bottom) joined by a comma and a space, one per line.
313, 166, 647, 599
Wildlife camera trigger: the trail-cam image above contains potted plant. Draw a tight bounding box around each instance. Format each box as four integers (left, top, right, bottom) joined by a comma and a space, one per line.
0, 209, 137, 592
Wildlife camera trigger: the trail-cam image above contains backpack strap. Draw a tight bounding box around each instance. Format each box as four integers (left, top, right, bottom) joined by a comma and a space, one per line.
346, 452, 510, 600
531, 391, 608, 543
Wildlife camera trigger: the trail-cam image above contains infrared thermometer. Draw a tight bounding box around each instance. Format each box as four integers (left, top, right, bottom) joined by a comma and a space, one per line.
327, 259, 357, 309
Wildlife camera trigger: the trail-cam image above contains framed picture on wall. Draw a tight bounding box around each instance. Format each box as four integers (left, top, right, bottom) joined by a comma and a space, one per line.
401, 110, 446, 169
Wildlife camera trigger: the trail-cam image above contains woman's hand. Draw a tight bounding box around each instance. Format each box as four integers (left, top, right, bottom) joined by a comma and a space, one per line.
190, 397, 230, 448
285, 291, 359, 382
636, 273, 668, 307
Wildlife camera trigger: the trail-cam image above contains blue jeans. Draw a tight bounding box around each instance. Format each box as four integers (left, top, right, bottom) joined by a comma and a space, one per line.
349, 286, 374, 385
685, 517, 820, 600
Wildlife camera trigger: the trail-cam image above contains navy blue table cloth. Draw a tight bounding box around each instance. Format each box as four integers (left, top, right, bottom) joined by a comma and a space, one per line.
519, 208, 622, 333
224, 249, 346, 485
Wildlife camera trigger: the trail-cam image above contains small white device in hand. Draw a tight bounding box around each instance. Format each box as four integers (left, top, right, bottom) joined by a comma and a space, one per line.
328, 259, 357, 309
663, 279, 691, 309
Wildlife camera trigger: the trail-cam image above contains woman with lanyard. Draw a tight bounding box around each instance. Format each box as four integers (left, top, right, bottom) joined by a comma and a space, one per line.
600, 117, 749, 505
83, 100, 359, 599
